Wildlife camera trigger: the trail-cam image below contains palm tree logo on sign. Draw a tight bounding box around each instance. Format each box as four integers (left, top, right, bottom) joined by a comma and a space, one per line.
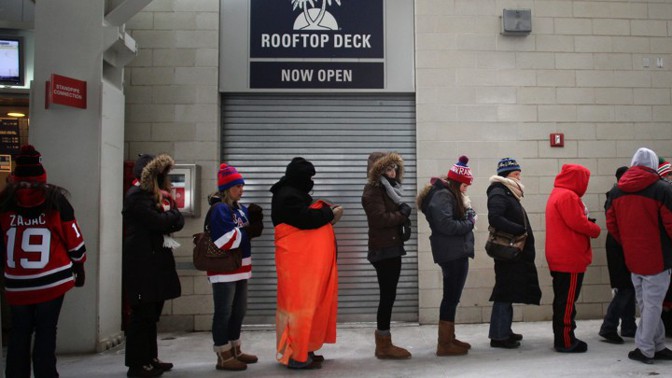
291, 0, 341, 30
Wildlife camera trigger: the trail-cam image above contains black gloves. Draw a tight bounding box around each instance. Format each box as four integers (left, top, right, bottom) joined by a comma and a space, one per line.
246, 203, 264, 238
72, 262, 85, 287
399, 203, 412, 218
247, 203, 263, 223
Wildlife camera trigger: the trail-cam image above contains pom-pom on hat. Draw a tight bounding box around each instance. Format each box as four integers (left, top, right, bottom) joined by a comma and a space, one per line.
10, 145, 47, 184
447, 155, 473, 185
497, 157, 521, 177
217, 163, 244, 191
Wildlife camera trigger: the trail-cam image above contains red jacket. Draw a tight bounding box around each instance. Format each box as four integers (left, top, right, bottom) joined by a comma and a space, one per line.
545, 164, 601, 273
605, 165, 672, 275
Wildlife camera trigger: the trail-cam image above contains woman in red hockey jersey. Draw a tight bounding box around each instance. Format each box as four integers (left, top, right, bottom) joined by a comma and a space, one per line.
0, 145, 86, 378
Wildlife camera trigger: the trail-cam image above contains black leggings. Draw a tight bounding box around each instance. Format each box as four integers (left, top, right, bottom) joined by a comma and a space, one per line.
372, 257, 402, 331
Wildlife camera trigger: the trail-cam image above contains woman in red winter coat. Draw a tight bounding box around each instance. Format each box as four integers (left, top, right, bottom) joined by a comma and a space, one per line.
545, 164, 601, 353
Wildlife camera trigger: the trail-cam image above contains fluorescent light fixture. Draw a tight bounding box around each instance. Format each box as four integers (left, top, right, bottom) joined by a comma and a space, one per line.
7, 112, 25, 117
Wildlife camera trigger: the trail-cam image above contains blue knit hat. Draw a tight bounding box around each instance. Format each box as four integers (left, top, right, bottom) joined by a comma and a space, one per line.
497, 157, 521, 177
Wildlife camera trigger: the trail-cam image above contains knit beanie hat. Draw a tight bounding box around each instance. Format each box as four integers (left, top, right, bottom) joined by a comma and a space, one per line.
630, 147, 658, 170
217, 163, 244, 191
447, 155, 473, 185
133, 153, 155, 179
497, 157, 521, 177
658, 156, 672, 177
10, 145, 47, 184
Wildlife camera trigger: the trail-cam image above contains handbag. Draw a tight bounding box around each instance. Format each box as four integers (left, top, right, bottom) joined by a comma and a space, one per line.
192, 203, 243, 272
485, 209, 528, 261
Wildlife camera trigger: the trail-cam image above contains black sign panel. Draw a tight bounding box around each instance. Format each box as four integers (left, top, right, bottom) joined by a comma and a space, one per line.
0, 119, 20, 155
250, 62, 383, 89
250, 0, 384, 59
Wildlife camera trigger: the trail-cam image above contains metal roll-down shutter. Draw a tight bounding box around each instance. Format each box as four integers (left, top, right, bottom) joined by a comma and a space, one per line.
222, 93, 417, 324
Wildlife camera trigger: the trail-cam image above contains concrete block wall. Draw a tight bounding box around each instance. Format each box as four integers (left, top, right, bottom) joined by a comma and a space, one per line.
125, 0, 221, 331
416, 0, 672, 324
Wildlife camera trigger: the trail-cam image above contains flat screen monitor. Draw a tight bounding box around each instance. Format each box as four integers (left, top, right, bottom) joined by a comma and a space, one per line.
0, 37, 24, 87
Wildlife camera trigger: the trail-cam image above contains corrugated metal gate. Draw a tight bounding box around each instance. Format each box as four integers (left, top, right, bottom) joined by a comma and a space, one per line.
221, 93, 417, 324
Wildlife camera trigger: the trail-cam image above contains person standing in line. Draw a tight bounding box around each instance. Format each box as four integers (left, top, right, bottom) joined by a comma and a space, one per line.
486, 158, 541, 349
123, 153, 183, 377
545, 164, 601, 353
361, 152, 412, 359
417, 155, 475, 356
270, 157, 343, 369
657, 158, 672, 336
0, 145, 86, 378
606, 148, 672, 364
207, 163, 263, 371
599, 166, 637, 344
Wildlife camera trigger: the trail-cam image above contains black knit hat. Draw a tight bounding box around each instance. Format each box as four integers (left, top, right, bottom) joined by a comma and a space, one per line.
133, 153, 155, 179
615, 166, 628, 181
10, 145, 47, 184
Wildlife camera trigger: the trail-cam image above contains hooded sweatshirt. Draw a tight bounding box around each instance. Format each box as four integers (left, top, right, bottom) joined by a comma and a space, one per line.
545, 164, 601, 273
606, 148, 672, 275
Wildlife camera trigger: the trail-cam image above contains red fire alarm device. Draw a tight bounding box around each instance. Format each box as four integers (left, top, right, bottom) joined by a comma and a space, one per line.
550, 133, 564, 147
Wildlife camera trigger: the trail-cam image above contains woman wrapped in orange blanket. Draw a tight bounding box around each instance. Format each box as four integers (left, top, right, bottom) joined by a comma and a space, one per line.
270, 157, 344, 369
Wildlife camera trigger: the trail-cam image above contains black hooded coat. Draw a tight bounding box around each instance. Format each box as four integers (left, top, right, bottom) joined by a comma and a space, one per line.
270, 157, 333, 229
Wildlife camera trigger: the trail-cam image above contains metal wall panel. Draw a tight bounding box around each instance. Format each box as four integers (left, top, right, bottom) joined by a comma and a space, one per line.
222, 93, 417, 324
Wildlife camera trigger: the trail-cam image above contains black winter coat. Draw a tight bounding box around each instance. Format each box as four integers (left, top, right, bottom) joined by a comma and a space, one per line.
123, 186, 183, 305
269, 184, 333, 229
418, 180, 474, 264
487, 182, 541, 305
604, 189, 633, 290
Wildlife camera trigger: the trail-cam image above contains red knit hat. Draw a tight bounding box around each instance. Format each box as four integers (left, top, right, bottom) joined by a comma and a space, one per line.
447, 155, 473, 185
658, 160, 672, 178
10, 145, 47, 184
217, 163, 244, 191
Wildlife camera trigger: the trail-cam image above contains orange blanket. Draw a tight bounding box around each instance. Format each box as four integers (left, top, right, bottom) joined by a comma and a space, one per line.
274, 201, 338, 365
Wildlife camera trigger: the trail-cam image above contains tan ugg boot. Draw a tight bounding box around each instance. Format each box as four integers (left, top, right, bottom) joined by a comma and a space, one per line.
452, 329, 472, 350
214, 344, 247, 371
436, 321, 468, 356
231, 339, 258, 364
374, 330, 412, 359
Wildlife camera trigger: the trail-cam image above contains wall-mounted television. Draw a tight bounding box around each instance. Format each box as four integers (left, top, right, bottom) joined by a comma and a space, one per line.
0, 36, 24, 87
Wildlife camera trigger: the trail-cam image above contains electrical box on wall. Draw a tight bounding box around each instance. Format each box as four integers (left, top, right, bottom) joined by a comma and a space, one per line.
550, 133, 564, 147
501, 9, 532, 36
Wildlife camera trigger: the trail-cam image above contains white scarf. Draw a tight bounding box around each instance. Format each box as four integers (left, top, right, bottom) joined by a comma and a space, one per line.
489, 175, 524, 200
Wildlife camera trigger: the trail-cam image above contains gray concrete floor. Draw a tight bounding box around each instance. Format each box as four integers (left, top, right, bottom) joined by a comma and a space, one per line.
54, 319, 670, 377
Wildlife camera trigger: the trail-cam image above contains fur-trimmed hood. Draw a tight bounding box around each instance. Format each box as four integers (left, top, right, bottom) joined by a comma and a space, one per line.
416, 177, 448, 210
367, 152, 404, 185
140, 153, 175, 195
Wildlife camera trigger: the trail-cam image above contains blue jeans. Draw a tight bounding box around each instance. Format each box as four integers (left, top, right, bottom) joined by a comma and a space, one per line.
6, 295, 64, 378
212, 280, 248, 347
438, 257, 469, 321
600, 286, 636, 336
489, 301, 513, 340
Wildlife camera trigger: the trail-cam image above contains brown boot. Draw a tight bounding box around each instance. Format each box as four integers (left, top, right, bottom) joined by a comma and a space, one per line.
452, 328, 472, 350
214, 345, 247, 371
374, 330, 412, 359
231, 339, 258, 364
437, 321, 468, 356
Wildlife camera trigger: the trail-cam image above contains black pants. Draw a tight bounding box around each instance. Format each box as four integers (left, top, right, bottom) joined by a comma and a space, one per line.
125, 301, 164, 368
551, 271, 584, 349
439, 257, 469, 322
6, 295, 64, 378
372, 257, 402, 331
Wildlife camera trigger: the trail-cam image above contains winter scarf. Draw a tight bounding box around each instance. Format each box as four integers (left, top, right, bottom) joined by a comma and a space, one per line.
489, 175, 524, 200
380, 176, 404, 205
